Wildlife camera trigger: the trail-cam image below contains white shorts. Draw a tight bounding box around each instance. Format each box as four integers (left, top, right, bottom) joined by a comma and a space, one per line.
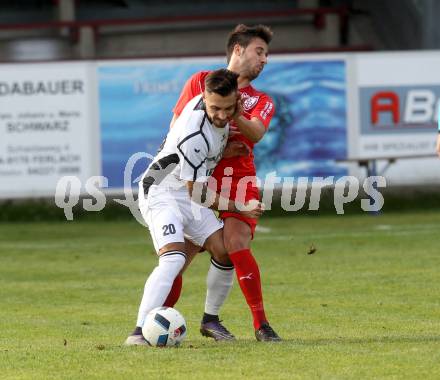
139, 184, 223, 253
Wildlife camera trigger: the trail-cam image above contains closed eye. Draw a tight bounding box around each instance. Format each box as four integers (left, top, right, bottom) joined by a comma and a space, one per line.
256, 48, 268, 58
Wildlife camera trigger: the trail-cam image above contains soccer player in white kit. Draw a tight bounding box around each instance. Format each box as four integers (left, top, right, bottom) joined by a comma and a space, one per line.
125, 69, 264, 345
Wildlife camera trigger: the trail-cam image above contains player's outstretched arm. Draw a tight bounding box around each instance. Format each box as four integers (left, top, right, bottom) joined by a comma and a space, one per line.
186, 181, 264, 219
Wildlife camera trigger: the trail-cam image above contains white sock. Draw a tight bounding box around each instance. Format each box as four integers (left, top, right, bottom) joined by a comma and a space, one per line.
136, 251, 186, 327
204, 258, 234, 316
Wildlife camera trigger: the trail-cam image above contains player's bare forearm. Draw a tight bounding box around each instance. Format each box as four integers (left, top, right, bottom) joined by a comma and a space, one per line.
187, 181, 237, 212
232, 115, 266, 143
186, 181, 264, 219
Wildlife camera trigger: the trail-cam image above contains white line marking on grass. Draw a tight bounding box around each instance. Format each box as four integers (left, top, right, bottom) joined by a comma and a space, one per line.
255, 224, 439, 240
375, 225, 392, 230
255, 225, 272, 233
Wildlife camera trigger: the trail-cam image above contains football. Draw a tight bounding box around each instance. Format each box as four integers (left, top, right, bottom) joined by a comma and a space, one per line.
142, 307, 187, 347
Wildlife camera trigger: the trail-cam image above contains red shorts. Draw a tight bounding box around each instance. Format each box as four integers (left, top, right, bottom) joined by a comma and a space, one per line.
213, 176, 260, 238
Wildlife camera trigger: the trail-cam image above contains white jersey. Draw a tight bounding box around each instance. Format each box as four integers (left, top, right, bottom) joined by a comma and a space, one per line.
141, 94, 229, 195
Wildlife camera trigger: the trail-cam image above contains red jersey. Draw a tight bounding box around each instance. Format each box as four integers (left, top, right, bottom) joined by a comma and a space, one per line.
173, 71, 275, 178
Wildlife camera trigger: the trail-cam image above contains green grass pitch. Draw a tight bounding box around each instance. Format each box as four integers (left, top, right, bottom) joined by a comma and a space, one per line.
1, 211, 440, 379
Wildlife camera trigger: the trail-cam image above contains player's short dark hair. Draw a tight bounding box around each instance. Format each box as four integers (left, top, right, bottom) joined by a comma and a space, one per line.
226, 24, 273, 63
204, 69, 239, 97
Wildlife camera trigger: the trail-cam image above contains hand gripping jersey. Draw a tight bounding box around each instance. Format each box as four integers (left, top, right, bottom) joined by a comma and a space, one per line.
141, 94, 229, 195
173, 71, 275, 178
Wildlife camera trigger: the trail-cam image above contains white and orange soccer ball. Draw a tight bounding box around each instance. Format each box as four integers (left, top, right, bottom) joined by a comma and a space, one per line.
142, 307, 187, 347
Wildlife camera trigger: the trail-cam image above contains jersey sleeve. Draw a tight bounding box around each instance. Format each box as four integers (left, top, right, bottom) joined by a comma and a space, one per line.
177, 133, 210, 183
172, 72, 205, 117
249, 94, 275, 129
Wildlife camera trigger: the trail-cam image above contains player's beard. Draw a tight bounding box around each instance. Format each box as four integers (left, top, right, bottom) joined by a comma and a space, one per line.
247, 66, 263, 81
213, 119, 228, 128
206, 111, 227, 128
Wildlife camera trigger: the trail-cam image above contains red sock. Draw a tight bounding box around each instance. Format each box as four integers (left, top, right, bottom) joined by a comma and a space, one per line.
229, 249, 267, 329
163, 274, 183, 307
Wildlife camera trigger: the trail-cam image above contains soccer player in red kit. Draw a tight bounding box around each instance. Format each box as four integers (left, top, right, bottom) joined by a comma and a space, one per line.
170, 24, 281, 342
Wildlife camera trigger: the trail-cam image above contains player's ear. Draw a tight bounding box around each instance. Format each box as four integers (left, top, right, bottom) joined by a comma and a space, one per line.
233, 43, 242, 56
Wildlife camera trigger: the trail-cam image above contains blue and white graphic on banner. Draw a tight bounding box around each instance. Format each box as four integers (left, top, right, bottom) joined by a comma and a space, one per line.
252, 60, 347, 178
99, 59, 347, 189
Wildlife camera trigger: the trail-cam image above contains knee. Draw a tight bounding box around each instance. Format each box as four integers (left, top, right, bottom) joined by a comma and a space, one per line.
224, 235, 248, 253
210, 245, 232, 266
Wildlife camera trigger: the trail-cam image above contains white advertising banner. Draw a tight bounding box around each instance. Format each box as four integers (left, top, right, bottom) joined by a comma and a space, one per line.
352, 51, 440, 184
1, 52, 439, 200
0, 62, 99, 198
